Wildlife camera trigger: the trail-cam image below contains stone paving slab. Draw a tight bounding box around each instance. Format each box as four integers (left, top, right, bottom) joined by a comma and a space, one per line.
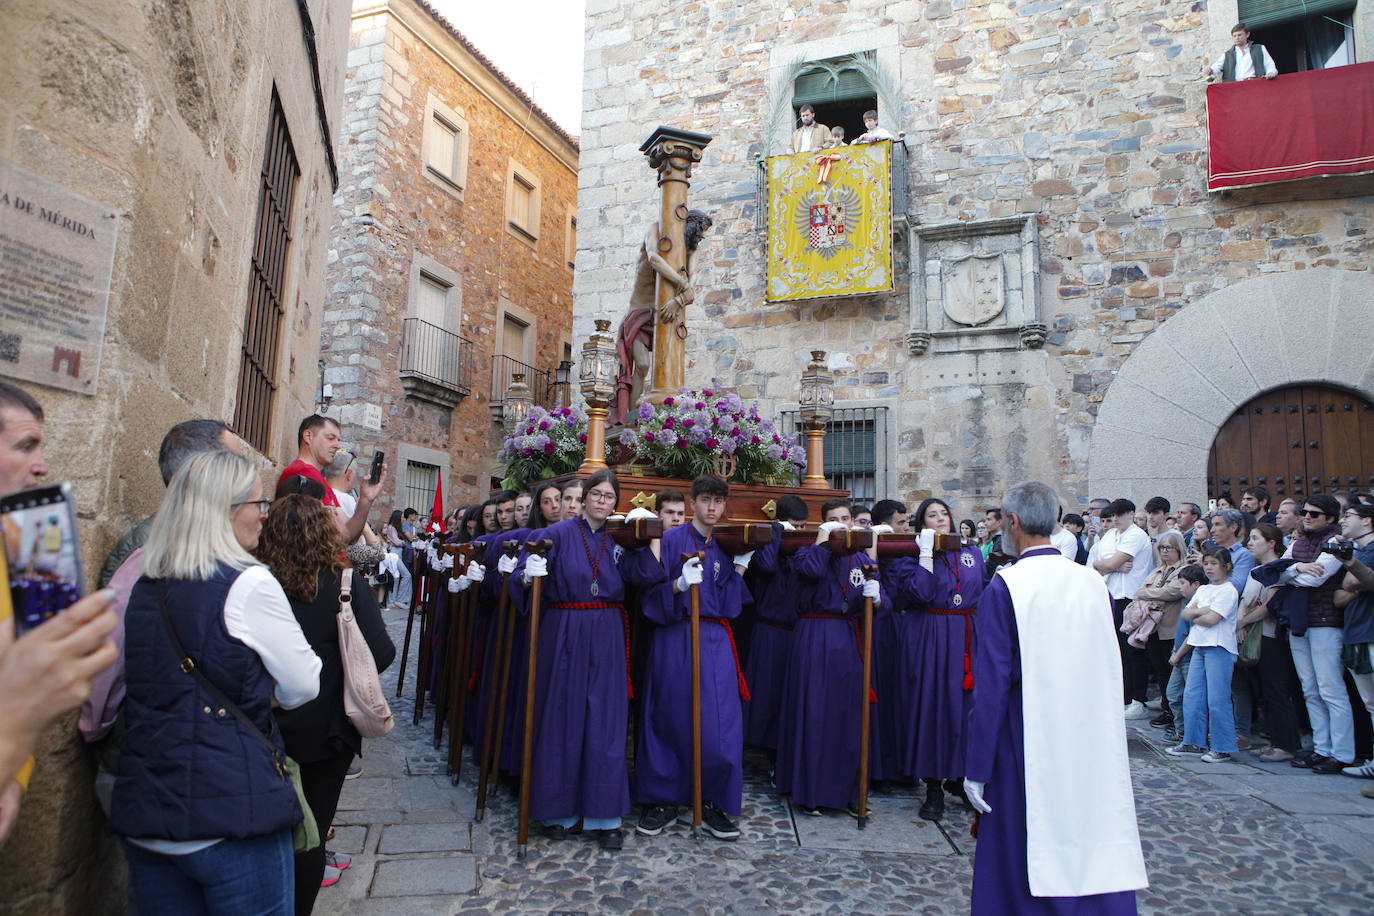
1262, 790, 1373, 815
330, 824, 369, 855
370, 856, 479, 896
379, 822, 472, 854
791, 795, 961, 855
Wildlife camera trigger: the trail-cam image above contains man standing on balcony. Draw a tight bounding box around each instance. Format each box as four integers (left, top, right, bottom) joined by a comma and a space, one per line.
787, 104, 830, 154
1206, 22, 1277, 82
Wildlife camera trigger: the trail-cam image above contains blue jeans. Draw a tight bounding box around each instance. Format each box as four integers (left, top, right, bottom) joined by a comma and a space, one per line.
1182, 646, 1237, 753
388, 546, 413, 606
1290, 626, 1355, 762
122, 829, 293, 915
1166, 624, 1191, 717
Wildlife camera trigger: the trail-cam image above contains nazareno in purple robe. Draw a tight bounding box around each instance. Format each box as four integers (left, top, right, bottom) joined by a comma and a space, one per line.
633, 522, 749, 816
466, 527, 530, 773
966, 548, 1137, 915
891, 545, 985, 781
869, 558, 911, 783
742, 524, 796, 751
510, 517, 664, 822
774, 542, 883, 811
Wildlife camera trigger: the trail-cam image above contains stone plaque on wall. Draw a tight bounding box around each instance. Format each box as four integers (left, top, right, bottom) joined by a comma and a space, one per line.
0, 160, 119, 395
906, 216, 1044, 356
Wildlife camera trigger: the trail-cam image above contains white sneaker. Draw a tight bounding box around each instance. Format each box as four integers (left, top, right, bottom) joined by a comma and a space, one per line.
1342, 760, 1374, 779
1123, 701, 1149, 719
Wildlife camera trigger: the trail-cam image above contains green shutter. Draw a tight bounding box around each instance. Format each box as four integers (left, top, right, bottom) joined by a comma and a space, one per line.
793, 65, 875, 107
1236, 0, 1354, 29
824, 423, 876, 475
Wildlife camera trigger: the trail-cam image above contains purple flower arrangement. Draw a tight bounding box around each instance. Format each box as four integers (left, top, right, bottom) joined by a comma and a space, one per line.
618, 389, 805, 484
498, 405, 611, 490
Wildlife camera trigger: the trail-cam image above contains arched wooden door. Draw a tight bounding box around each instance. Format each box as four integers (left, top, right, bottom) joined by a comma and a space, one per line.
1208, 385, 1374, 502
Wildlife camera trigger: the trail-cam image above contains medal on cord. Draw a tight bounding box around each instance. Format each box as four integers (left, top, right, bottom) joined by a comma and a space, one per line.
942, 550, 963, 607
579, 517, 608, 597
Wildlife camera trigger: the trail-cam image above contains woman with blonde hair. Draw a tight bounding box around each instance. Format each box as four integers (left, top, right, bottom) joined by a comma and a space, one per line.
1130, 529, 1188, 733
111, 450, 321, 915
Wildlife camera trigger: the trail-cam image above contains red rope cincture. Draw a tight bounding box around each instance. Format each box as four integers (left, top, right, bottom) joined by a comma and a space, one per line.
679, 616, 751, 702
799, 613, 878, 703
925, 607, 976, 691
549, 601, 634, 699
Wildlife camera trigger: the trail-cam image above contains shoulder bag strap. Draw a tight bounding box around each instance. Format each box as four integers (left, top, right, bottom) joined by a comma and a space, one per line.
154, 580, 287, 777
339, 566, 353, 611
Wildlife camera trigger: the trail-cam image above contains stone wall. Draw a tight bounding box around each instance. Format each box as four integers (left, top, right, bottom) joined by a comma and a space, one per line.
324, 0, 578, 514
573, 0, 1374, 517
0, 1, 347, 910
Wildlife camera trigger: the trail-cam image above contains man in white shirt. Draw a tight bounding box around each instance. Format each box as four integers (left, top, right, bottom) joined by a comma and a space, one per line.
1093, 499, 1155, 717
786, 104, 830, 154
1206, 22, 1278, 82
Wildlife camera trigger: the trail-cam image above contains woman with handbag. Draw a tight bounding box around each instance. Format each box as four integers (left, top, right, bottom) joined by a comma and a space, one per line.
111, 451, 322, 915
257, 494, 396, 914
1130, 530, 1188, 733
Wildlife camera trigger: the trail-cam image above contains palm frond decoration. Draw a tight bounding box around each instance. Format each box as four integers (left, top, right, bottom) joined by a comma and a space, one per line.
764, 56, 810, 156
845, 50, 903, 132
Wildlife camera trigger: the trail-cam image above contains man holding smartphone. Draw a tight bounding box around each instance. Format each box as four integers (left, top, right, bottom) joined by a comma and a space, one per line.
278, 415, 386, 543
0, 380, 118, 844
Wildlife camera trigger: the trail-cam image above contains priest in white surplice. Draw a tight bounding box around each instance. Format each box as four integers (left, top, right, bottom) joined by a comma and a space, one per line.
964, 481, 1148, 914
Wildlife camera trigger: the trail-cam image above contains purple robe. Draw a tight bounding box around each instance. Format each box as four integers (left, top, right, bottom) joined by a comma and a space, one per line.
891, 546, 985, 780
633, 523, 748, 815
774, 543, 883, 810
869, 560, 909, 782
466, 527, 530, 771
511, 517, 663, 822
742, 526, 796, 751
967, 548, 1138, 915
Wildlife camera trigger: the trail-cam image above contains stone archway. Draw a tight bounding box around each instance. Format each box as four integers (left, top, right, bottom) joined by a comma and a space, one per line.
1087, 269, 1374, 506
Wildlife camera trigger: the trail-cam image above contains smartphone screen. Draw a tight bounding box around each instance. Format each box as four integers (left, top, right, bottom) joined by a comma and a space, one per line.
370, 450, 384, 485
1, 482, 86, 636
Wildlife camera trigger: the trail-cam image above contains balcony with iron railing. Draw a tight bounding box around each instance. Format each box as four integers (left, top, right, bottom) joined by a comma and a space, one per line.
488, 354, 576, 424
400, 317, 475, 409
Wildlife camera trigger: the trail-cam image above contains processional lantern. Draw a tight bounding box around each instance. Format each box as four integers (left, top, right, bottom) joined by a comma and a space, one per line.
799, 349, 835, 489
553, 359, 574, 408
578, 319, 617, 472
502, 373, 533, 432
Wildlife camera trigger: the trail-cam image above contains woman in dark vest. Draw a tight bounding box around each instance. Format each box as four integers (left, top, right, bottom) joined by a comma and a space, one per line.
256, 494, 395, 914
112, 450, 322, 915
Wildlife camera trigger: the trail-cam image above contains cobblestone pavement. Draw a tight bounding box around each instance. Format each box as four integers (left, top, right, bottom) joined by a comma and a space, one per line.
322, 610, 1374, 914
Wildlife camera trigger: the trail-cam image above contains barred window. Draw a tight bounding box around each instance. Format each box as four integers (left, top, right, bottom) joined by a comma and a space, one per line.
403, 460, 439, 516
233, 90, 299, 453
780, 405, 890, 501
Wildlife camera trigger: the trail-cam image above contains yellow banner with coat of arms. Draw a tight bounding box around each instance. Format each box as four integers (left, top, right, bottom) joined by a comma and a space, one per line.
765, 141, 892, 301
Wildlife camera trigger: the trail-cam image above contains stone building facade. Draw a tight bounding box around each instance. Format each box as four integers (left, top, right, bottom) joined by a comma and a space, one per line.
323, 0, 579, 517
573, 0, 1374, 517
0, 1, 347, 911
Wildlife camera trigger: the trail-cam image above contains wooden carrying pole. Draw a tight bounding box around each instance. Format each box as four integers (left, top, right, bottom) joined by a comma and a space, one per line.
516, 539, 553, 859
396, 552, 420, 697
444, 545, 481, 775
476, 541, 520, 818
857, 563, 877, 830
437, 545, 474, 751
683, 550, 706, 838
411, 553, 435, 725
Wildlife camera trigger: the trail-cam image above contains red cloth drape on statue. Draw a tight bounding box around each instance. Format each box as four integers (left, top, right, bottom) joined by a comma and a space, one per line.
1207, 62, 1374, 191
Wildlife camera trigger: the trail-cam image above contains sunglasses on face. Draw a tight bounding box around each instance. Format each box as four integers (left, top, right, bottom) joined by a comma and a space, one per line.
1301, 509, 1330, 518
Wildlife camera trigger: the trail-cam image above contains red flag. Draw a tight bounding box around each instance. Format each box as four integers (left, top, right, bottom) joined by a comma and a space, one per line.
430, 476, 445, 534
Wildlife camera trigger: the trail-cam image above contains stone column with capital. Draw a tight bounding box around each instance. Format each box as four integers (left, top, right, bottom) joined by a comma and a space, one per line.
639, 125, 712, 404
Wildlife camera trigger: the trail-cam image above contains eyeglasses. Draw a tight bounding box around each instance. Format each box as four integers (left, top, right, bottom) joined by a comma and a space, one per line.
232, 498, 271, 515
585, 490, 617, 504
1301, 509, 1329, 518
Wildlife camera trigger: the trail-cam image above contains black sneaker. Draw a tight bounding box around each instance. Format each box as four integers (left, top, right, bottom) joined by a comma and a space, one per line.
635, 805, 677, 836
695, 803, 741, 841
943, 779, 968, 806
541, 820, 583, 840
1291, 753, 1326, 770
919, 784, 944, 821
596, 828, 624, 850
1149, 713, 1174, 729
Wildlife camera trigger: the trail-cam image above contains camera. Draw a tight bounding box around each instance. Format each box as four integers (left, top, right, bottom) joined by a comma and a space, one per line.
1320, 537, 1355, 562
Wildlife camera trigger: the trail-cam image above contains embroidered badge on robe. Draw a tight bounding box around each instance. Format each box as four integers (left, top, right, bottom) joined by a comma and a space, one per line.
849, 567, 864, 588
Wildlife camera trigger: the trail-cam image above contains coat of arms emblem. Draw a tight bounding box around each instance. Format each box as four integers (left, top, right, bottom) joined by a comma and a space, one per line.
793, 187, 859, 261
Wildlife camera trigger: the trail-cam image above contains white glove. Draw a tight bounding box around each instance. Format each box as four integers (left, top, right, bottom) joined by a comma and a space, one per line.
964, 779, 991, 814
818, 521, 845, 539
918, 528, 936, 557
862, 578, 880, 599
607, 514, 625, 523
464, 561, 486, 583
626, 507, 657, 521
440, 552, 454, 570
448, 575, 471, 593
498, 554, 518, 575
523, 554, 548, 584
870, 524, 894, 535
676, 556, 704, 592
779, 520, 796, 530
429, 547, 440, 565
734, 551, 754, 570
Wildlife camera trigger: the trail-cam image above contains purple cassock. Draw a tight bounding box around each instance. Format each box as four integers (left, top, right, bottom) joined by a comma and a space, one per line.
774, 543, 883, 811
466, 527, 530, 772
869, 559, 911, 782
890, 545, 985, 781
966, 547, 1137, 915
634, 523, 749, 816
510, 517, 664, 823
461, 531, 504, 748
742, 523, 796, 751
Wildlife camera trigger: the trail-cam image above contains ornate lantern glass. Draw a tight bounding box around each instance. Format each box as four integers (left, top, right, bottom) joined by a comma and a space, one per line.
580, 319, 617, 407
502, 373, 533, 431
798, 350, 835, 428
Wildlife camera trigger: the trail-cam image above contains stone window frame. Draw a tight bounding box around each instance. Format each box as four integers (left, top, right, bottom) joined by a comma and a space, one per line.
421, 94, 470, 199
396, 442, 451, 518
496, 298, 538, 366
407, 252, 463, 333
778, 398, 896, 500
505, 159, 541, 245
